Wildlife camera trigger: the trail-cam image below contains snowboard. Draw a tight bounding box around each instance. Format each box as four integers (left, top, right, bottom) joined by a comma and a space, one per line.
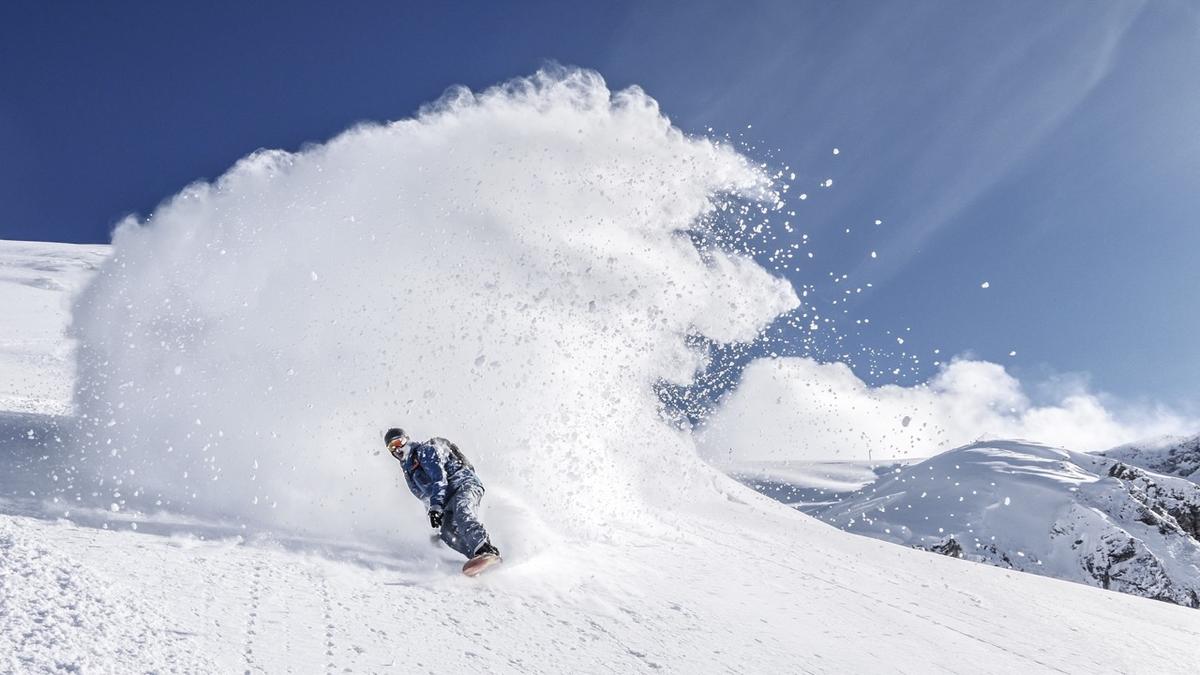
462, 552, 502, 577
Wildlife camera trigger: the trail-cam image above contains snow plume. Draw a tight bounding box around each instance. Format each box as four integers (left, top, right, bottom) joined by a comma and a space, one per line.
700, 357, 1194, 463
68, 68, 797, 548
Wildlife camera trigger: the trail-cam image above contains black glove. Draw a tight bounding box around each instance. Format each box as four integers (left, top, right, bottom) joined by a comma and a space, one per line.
428, 510, 443, 529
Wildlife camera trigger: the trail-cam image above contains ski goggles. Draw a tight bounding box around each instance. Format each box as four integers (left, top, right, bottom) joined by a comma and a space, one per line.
388, 437, 408, 455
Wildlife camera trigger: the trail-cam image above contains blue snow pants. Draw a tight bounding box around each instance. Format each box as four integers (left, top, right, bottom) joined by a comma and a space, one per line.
439, 479, 490, 558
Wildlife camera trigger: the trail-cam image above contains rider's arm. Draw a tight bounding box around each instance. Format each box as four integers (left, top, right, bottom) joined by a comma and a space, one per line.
417, 442, 449, 512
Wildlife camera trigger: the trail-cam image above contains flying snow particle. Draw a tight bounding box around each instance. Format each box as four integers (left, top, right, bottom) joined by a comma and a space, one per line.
71, 69, 804, 542
870, 251, 877, 259
1003, 496, 1011, 506
874, 219, 882, 225
980, 281, 990, 289
1008, 351, 1017, 357
832, 148, 840, 155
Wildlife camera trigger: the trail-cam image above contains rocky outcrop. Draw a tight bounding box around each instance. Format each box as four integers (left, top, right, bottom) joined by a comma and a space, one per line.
1102, 436, 1200, 483
1106, 462, 1200, 540
1063, 503, 1200, 608
926, 537, 964, 559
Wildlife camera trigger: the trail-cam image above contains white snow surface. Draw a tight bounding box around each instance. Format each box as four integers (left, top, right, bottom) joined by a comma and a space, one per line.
1102, 434, 1200, 483
732, 459, 886, 496
726, 459, 895, 511
3, 69, 1200, 671
2, 245, 1196, 673
0, 241, 107, 415
813, 440, 1200, 607
4, 494, 1200, 673
5, 252, 1200, 673
0, 515, 213, 672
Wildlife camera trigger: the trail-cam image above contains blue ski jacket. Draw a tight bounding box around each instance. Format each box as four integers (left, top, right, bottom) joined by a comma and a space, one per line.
397, 437, 481, 513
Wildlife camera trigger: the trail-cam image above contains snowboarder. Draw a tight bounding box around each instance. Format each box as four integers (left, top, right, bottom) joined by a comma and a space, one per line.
384, 427, 501, 576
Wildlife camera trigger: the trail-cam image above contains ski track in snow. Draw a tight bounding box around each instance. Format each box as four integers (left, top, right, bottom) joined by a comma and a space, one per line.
3, 504, 1199, 673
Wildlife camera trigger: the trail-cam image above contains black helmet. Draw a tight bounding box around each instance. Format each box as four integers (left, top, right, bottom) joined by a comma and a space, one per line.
383, 427, 408, 447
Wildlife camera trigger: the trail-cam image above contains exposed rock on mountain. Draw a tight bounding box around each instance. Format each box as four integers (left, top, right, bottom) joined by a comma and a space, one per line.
1101, 435, 1200, 484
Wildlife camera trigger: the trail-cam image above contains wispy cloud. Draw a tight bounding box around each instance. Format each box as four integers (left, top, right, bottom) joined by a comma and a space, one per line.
700, 355, 1194, 463
854, 1, 1147, 282
606, 2, 1148, 281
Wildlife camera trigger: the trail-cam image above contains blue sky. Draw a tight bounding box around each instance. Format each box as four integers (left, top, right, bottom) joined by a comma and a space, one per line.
2, 1, 1198, 408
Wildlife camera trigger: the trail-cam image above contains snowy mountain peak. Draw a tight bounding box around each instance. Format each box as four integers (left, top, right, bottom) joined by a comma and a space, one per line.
809, 440, 1200, 607
1101, 434, 1200, 483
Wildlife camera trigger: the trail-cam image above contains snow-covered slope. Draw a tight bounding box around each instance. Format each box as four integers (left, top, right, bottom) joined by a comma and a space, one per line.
3, 440, 1199, 674
729, 459, 903, 510
7, 496, 1200, 673
3, 244, 1198, 672
0, 514, 214, 672
0, 241, 107, 415
1102, 434, 1200, 483
810, 441, 1200, 607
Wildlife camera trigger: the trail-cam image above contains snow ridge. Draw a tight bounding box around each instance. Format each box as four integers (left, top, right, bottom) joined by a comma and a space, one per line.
1101, 434, 1200, 483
